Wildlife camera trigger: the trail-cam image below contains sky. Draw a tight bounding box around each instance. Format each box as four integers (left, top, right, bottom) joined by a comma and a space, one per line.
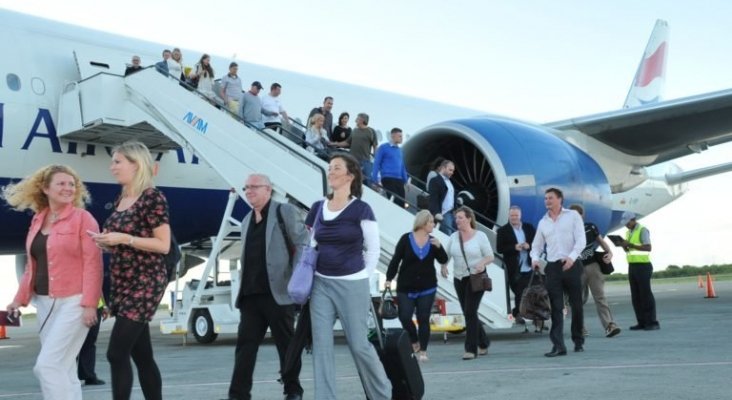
0, 1, 730, 303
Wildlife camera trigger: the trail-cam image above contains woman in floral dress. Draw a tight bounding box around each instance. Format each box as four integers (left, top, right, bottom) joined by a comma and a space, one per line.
92, 141, 171, 400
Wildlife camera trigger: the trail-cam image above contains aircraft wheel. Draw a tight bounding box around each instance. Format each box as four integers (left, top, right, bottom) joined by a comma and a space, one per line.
192, 309, 218, 344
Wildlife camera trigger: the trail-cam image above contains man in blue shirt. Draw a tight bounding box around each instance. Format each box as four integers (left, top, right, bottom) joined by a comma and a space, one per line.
154, 49, 170, 76
372, 128, 409, 206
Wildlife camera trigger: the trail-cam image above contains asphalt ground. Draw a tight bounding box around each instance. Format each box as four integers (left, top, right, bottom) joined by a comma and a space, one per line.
1, 279, 730, 400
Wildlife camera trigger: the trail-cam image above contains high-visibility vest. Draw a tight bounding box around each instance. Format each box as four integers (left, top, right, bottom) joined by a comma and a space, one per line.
626, 223, 651, 264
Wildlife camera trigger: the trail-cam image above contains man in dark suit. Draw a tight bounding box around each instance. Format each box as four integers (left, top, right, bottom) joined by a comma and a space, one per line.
496, 206, 536, 323
227, 173, 307, 400
427, 159, 457, 234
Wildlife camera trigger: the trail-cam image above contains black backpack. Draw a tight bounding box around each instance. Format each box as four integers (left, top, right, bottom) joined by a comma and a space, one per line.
165, 233, 181, 281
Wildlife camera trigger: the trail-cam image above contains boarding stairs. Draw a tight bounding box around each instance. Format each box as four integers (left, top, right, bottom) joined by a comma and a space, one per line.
56, 63, 512, 330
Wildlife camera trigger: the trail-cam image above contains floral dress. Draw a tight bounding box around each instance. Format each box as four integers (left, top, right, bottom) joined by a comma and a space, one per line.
104, 187, 169, 323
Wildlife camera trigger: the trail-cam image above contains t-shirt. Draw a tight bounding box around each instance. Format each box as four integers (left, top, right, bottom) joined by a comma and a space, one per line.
261, 94, 284, 124
220, 74, 242, 101
579, 222, 600, 262
240, 91, 263, 123
347, 127, 377, 162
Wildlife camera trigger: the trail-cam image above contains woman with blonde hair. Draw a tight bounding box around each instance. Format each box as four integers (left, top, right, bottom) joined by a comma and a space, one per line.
385, 209, 448, 362
305, 112, 330, 157
91, 141, 171, 400
441, 206, 494, 360
4, 164, 103, 399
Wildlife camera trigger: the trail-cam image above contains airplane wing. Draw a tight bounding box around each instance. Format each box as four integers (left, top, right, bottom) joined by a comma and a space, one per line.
546, 88, 732, 165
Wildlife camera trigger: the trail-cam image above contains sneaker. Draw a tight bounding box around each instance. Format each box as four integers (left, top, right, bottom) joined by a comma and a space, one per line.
478, 347, 488, 356
462, 352, 476, 360
417, 351, 429, 362
582, 327, 589, 337
605, 323, 622, 337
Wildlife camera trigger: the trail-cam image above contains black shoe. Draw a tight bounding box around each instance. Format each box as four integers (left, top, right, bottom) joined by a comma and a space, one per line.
285, 394, 303, 400
629, 324, 645, 330
85, 378, 105, 385
544, 349, 567, 357
574, 344, 584, 352
644, 323, 660, 331
515, 316, 526, 325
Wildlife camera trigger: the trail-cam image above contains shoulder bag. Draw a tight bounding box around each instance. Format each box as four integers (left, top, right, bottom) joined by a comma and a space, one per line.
593, 250, 615, 275
287, 202, 321, 304
460, 232, 492, 292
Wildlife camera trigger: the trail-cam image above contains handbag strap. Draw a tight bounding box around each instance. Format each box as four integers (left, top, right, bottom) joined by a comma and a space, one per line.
458, 232, 472, 274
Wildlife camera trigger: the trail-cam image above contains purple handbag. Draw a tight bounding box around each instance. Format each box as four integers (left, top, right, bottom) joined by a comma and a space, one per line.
287, 202, 321, 304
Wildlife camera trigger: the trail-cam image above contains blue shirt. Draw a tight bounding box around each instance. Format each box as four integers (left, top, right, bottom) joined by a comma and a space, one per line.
372, 143, 408, 183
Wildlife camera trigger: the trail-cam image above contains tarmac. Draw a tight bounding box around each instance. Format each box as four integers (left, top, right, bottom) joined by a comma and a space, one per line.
1, 279, 730, 400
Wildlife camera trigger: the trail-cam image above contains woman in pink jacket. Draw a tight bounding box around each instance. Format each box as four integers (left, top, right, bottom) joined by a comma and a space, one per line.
3, 164, 103, 400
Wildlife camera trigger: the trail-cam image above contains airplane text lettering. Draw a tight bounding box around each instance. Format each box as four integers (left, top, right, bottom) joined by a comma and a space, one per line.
21, 109, 62, 153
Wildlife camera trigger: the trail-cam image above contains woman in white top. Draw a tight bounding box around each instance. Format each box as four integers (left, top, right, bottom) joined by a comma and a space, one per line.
441, 206, 494, 360
166, 47, 184, 81
305, 113, 330, 157
191, 54, 215, 99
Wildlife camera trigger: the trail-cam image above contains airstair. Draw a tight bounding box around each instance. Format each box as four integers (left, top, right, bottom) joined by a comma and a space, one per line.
56, 62, 513, 336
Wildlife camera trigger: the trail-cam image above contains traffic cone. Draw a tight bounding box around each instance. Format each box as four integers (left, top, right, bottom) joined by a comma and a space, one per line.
0, 325, 7, 340
698, 275, 705, 289
704, 272, 718, 299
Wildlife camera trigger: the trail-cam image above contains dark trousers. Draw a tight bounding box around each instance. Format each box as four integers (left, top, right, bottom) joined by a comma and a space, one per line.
396, 291, 436, 351
107, 317, 162, 400
545, 260, 584, 351
78, 308, 103, 381
381, 177, 406, 207
454, 277, 489, 353
511, 272, 532, 317
228, 294, 301, 399
628, 262, 658, 327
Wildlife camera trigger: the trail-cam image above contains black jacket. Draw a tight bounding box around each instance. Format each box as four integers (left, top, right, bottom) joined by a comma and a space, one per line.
496, 222, 536, 279
427, 174, 457, 216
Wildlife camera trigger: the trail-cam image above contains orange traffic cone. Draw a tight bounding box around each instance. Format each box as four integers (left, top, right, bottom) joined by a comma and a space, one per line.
0, 325, 7, 340
698, 275, 705, 289
704, 272, 718, 299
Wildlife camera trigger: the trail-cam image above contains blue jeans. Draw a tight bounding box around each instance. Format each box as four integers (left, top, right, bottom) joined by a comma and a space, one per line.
439, 211, 455, 235
396, 291, 436, 351
360, 160, 373, 185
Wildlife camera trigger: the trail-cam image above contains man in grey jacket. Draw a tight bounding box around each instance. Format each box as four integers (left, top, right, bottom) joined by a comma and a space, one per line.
227, 173, 307, 400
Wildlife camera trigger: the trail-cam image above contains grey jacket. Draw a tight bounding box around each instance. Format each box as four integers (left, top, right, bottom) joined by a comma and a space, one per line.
236, 201, 308, 306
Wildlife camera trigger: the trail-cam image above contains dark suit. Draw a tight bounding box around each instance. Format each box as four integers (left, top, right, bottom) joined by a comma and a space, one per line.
229, 201, 307, 400
428, 174, 457, 234
496, 222, 536, 317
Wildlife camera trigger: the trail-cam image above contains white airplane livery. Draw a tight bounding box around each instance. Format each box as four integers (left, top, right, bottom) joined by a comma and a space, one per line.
2, 9, 732, 331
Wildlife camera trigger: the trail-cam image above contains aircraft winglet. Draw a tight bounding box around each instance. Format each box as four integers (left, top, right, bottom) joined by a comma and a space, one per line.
623, 19, 669, 108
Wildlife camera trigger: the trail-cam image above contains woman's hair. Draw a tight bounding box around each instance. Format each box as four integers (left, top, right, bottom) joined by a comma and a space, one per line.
112, 141, 155, 196
327, 153, 363, 199
413, 210, 434, 232
309, 113, 324, 127
338, 112, 350, 125
430, 156, 446, 172
454, 206, 476, 229
197, 54, 214, 78
2, 164, 90, 212
171, 47, 182, 62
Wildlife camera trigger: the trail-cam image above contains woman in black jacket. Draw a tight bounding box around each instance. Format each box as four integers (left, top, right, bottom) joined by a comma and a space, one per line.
385, 210, 448, 362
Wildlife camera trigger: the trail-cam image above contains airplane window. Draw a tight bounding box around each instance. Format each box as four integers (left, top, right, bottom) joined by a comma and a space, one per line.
31, 77, 46, 95
6, 73, 20, 91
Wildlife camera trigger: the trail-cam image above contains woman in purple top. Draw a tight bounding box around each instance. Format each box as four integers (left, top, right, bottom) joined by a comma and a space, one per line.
305, 153, 390, 400
385, 210, 448, 362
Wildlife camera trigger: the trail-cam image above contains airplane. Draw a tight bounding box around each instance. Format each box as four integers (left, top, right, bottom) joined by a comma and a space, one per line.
2, 10, 732, 279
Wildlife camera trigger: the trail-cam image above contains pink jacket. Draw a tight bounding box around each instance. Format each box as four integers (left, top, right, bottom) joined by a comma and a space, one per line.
14, 204, 103, 308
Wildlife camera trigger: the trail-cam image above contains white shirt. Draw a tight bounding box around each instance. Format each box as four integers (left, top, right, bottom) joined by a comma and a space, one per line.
167, 59, 183, 79
530, 208, 586, 263
446, 230, 493, 279
261, 94, 284, 124
512, 225, 531, 272
441, 175, 455, 214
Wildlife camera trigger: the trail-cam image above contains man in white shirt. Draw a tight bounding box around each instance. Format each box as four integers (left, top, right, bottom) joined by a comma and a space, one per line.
261, 83, 289, 132
530, 187, 586, 357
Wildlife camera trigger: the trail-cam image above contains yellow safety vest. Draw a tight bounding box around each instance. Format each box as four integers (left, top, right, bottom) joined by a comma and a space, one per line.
626, 223, 651, 264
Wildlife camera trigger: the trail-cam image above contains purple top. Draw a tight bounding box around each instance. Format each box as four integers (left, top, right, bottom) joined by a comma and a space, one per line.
305, 199, 376, 277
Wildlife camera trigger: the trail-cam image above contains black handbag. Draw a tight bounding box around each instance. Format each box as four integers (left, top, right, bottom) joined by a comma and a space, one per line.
379, 288, 399, 320
593, 250, 614, 275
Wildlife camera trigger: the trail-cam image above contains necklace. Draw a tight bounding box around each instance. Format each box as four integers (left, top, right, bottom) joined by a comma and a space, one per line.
49, 212, 59, 223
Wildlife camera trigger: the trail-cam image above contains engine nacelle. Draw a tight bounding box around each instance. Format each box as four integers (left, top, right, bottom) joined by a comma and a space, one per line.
403, 117, 613, 232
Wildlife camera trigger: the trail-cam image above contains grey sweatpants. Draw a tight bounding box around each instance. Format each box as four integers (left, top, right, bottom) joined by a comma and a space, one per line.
310, 275, 391, 400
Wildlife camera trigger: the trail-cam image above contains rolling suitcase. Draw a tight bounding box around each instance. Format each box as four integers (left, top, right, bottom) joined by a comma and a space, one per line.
368, 301, 425, 400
